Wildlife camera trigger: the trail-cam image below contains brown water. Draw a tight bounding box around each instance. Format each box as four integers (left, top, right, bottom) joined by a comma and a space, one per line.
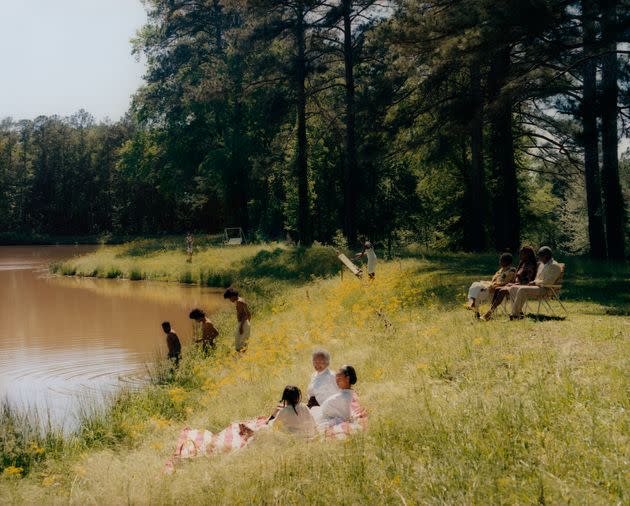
0, 245, 227, 428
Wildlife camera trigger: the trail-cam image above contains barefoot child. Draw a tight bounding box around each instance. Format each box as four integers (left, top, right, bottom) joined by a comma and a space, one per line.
189, 308, 219, 354
162, 321, 181, 367
224, 287, 251, 352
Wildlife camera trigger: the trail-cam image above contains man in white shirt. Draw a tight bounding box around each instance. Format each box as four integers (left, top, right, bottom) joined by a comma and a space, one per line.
306, 349, 339, 407
509, 246, 562, 319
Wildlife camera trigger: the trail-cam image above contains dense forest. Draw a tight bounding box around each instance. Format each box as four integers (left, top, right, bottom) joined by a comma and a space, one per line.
1, 0, 629, 257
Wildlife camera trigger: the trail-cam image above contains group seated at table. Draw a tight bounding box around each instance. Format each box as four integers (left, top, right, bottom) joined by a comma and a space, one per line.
165, 350, 365, 471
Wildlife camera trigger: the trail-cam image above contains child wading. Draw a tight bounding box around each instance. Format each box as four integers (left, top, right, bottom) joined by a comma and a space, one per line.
224, 287, 251, 352
189, 308, 219, 355
162, 321, 181, 368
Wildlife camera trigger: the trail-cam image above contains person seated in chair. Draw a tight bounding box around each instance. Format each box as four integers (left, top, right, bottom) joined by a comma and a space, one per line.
466, 253, 516, 317
482, 246, 537, 320
508, 246, 562, 320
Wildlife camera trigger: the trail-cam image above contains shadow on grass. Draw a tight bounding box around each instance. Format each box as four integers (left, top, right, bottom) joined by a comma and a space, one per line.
404, 252, 630, 314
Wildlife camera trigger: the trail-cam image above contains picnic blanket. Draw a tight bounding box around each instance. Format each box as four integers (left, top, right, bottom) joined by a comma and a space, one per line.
165, 393, 367, 473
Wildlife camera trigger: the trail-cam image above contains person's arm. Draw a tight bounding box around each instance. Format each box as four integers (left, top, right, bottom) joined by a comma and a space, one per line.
266, 404, 284, 424
354, 246, 367, 259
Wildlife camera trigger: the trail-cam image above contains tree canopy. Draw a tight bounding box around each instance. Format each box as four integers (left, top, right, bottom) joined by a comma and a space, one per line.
0, 0, 628, 257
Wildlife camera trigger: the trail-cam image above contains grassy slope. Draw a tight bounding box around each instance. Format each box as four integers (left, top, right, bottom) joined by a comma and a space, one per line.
2, 245, 630, 505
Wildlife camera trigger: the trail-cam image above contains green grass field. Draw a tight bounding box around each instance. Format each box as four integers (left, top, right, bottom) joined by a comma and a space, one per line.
2, 244, 629, 504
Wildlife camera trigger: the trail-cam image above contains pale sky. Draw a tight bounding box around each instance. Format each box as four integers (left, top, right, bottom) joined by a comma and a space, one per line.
0, 0, 147, 121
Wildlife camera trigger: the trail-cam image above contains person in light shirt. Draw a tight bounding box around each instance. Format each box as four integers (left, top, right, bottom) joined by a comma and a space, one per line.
509, 246, 562, 319
306, 349, 339, 408
239, 385, 316, 440
354, 241, 377, 279
312, 365, 357, 426
268, 385, 316, 436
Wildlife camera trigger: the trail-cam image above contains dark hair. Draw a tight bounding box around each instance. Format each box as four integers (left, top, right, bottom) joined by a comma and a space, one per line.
519, 246, 537, 267
499, 252, 513, 266
161, 321, 171, 332
339, 365, 357, 385
538, 246, 553, 257
189, 308, 205, 320
223, 287, 239, 299
280, 385, 301, 414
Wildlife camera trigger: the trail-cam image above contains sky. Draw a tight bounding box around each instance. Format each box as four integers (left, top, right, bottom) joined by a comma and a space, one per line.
0, 0, 147, 121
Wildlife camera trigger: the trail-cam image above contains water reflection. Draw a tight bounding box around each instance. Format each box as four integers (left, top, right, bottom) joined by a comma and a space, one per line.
0, 245, 227, 429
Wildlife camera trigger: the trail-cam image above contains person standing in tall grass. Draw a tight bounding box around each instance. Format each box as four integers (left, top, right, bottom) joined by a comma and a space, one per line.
185, 232, 193, 263
189, 308, 219, 355
355, 241, 377, 279
224, 287, 251, 352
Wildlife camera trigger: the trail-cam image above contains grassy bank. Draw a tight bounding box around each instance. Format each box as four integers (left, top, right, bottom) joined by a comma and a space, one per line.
2, 245, 629, 504
51, 239, 341, 292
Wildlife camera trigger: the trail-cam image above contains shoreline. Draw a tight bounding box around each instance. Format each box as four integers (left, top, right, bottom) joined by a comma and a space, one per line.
1, 243, 629, 503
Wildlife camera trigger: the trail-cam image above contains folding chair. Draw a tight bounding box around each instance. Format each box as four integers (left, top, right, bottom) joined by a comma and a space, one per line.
524, 263, 567, 317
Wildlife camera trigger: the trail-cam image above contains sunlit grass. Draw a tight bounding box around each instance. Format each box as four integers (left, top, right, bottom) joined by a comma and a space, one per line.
3, 249, 629, 504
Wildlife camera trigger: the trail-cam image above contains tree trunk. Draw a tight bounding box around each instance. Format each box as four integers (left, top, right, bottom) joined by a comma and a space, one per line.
581, 0, 607, 258
600, 0, 626, 259
463, 61, 486, 252
295, 6, 311, 245
342, 0, 358, 246
487, 47, 520, 253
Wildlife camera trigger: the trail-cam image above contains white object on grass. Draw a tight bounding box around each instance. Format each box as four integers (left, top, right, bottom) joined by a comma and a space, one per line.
224, 227, 245, 245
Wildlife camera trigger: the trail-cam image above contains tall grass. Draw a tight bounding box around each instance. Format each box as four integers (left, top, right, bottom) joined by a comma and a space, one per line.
51, 240, 342, 289
3, 249, 629, 503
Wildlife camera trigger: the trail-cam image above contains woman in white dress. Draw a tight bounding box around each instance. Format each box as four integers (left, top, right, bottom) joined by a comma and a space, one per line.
306, 349, 339, 408
466, 252, 516, 317
313, 365, 357, 426
355, 242, 377, 279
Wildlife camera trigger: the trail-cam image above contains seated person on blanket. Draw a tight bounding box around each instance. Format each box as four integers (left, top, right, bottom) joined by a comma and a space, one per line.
240, 385, 316, 439
481, 246, 537, 320
311, 365, 357, 426
306, 348, 339, 408
508, 246, 562, 320
466, 253, 516, 316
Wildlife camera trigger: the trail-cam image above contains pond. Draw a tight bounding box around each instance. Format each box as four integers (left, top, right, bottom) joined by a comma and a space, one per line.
0, 245, 227, 429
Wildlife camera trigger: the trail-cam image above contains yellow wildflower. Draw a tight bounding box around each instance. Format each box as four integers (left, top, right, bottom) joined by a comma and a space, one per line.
2, 466, 23, 477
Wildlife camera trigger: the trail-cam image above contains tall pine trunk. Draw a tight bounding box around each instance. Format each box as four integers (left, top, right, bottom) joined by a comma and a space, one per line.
582, 0, 606, 258
600, 0, 626, 259
487, 47, 520, 253
295, 5, 311, 245
342, 0, 358, 246
463, 61, 486, 252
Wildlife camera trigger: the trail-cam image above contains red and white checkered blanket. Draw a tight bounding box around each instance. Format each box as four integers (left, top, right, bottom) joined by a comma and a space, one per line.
165, 393, 367, 473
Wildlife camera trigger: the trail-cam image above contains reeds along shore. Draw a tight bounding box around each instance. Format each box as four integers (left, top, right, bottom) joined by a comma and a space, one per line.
2, 242, 629, 504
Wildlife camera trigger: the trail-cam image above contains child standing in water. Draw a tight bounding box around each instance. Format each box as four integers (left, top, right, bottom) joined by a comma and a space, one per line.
188, 308, 219, 355
354, 241, 377, 279
162, 321, 181, 367
224, 287, 251, 352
